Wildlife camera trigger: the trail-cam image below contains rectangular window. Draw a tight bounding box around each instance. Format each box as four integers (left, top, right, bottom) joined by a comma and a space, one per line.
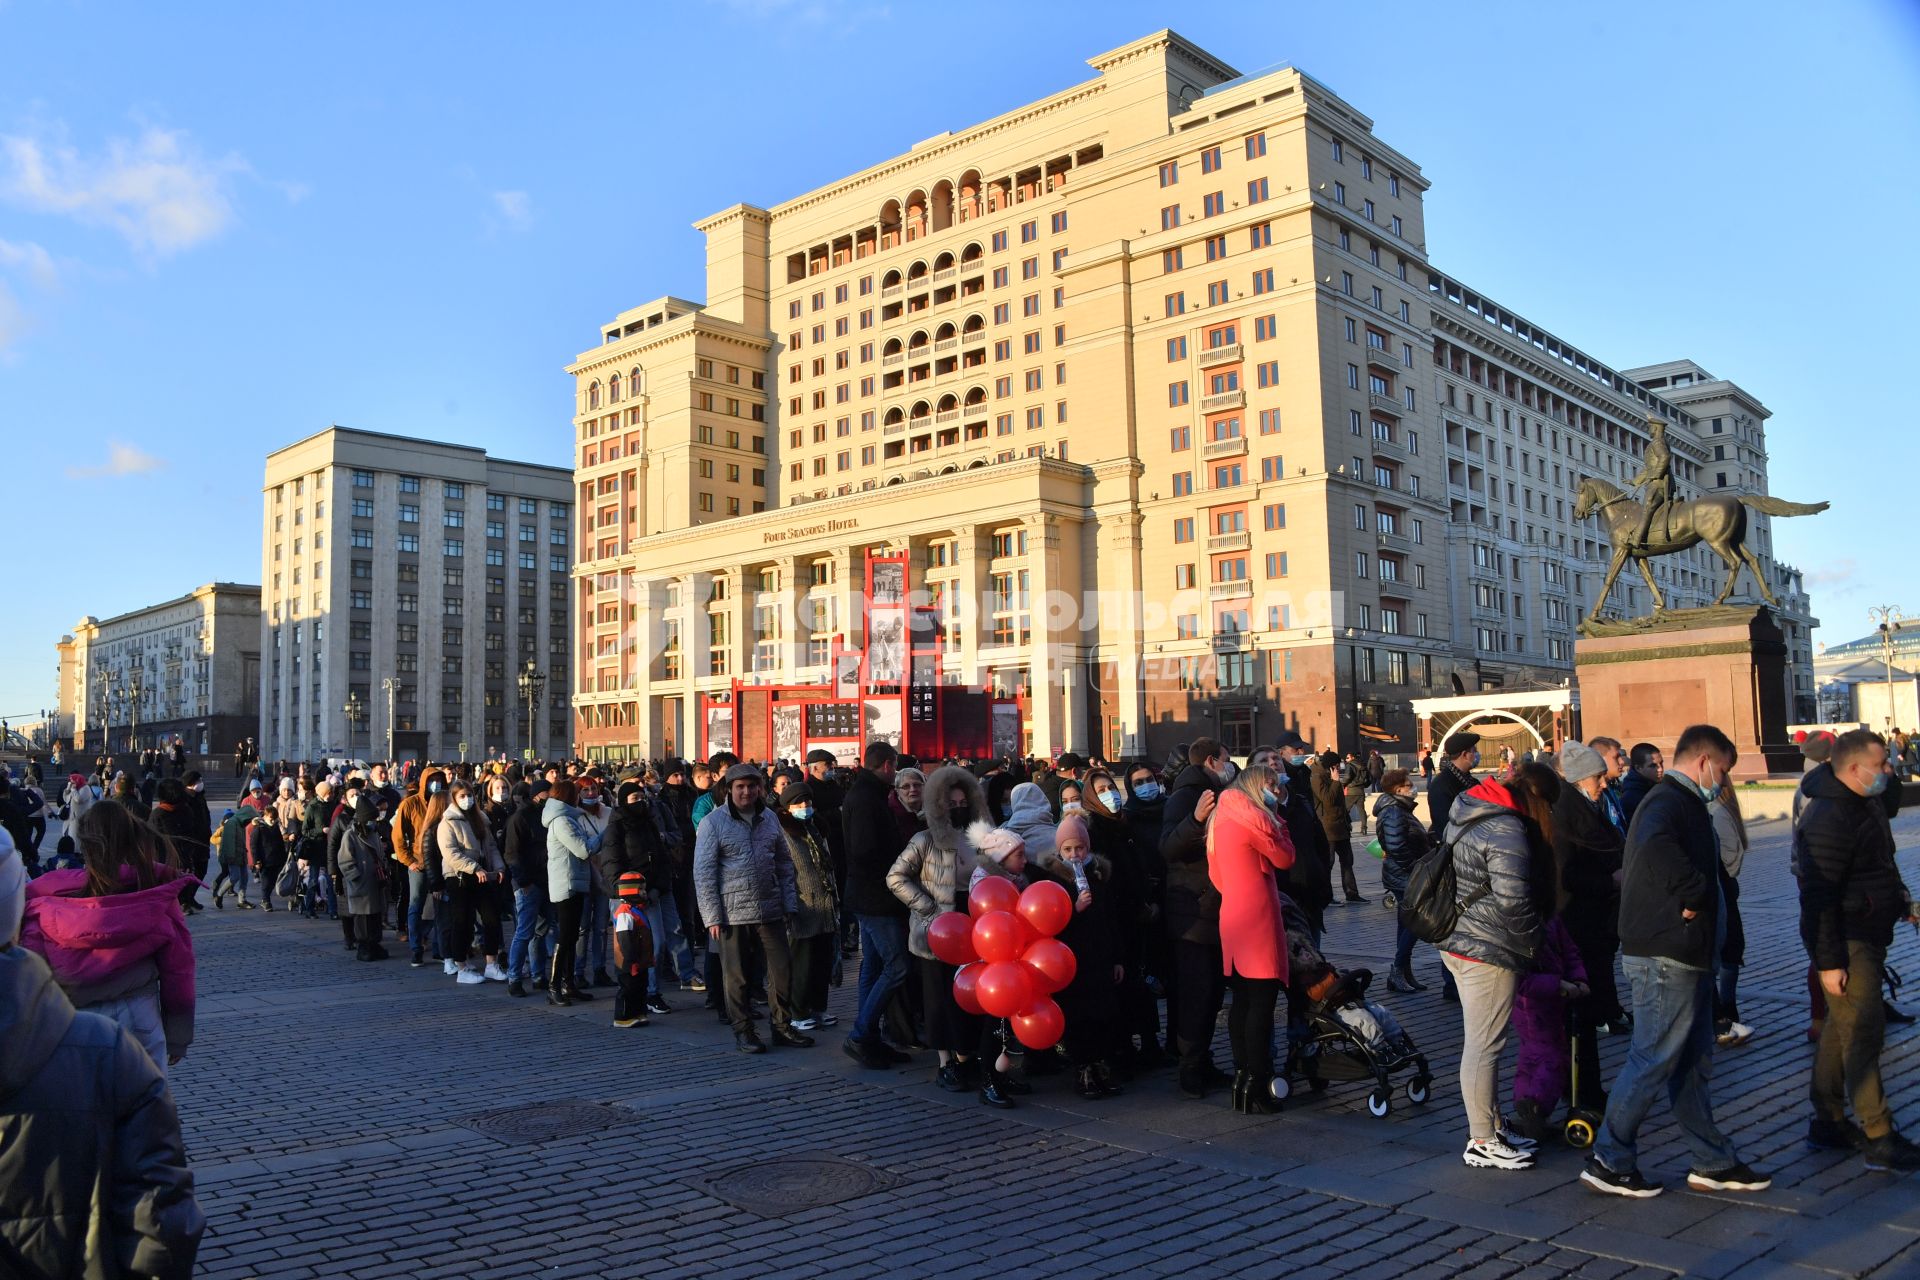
1256, 361, 1280, 388
1202, 191, 1224, 218
1172, 472, 1193, 497
1253, 314, 1276, 342
1245, 132, 1266, 159
1170, 426, 1191, 451
1261, 456, 1284, 482
1164, 291, 1185, 317
1247, 177, 1269, 203
1258, 408, 1282, 435
1251, 268, 1273, 294
1248, 222, 1271, 249
1161, 204, 1181, 231
1158, 160, 1178, 187
1173, 517, 1194, 544
1265, 551, 1288, 577
1263, 503, 1286, 530
1200, 145, 1221, 173
1050, 211, 1067, 233
1169, 381, 1189, 406
1167, 335, 1188, 361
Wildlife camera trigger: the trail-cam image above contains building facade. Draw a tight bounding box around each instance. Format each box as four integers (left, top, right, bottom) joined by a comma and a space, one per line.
61, 583, 262, 756
568, 30, 1815, 762
260, 428, 572, 764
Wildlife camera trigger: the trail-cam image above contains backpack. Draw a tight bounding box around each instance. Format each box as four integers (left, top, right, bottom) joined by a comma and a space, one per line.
1398, 810, 1504, 944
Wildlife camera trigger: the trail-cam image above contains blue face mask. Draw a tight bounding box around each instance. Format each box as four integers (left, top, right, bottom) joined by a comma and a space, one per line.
428, 781, 443, 795
1133, 782, 1161, 801
789, 806, 814, 821
1095, 790, 1121, 812
1864, 770, 1890, 798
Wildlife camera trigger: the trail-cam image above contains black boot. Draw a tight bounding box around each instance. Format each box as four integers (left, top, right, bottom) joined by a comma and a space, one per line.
1231, 1070, 1250, 1112
1093, 1062, 1125, 1097
1243, 1073, 1284, 1115
934, 1062, 969, 1093
979, 1071, 1016, 1109
1075, 1066, 1111, 1100
1179, 1063, 1209, 1099
998, 1059, 1033, 1095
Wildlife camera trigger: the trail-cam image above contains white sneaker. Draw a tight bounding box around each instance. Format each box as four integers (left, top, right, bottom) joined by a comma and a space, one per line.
443, 958, 458, 976
1716, 1022, 1753, 1048
1496, 1122, 1540, 1152
456, 967, 486, 985
790, 1016, 819, 1032
483, 963, 509, 983
1463, 1137, 1536, 1170
816, 1013, 839, 1027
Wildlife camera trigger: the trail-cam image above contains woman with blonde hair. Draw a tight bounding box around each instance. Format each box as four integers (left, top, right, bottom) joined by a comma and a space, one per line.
1207, 764, 1295, 1113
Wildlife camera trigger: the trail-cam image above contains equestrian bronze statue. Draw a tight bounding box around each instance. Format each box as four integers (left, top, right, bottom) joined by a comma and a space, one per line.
1572, 472, 1826, 622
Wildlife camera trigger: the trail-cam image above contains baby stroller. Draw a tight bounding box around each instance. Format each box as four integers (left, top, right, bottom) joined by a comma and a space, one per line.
1278, 895, 1432, 1117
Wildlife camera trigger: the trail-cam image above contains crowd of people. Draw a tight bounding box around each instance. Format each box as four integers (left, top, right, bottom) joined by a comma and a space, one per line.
0, 716, 1915, 1274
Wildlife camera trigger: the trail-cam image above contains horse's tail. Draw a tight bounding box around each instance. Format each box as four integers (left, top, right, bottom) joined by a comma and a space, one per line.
1739, 495, 1829, 518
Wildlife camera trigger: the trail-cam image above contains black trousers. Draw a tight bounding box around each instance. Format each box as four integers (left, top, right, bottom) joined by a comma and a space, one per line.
551, 893, 586, 991
1172, 938, 1226, 1071
719, 921, 793, 1036
1332, 839, 1360, 899
388, 858, 410, 934
355, 913, 382, 948
448, 873, 502, 962
1226, 973, 1280, 1076
791, 932, 835, 1019
615, 966, 649, 1023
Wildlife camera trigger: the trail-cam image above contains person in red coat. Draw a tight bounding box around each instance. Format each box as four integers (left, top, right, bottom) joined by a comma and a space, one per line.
1208, 765, 1295, 1114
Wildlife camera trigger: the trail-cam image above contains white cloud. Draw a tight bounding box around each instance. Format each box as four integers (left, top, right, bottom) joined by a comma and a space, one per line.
490, 189, 532, 231
0, 237, 57, 289
65, 440, 166, 479
0, 124, 241, 256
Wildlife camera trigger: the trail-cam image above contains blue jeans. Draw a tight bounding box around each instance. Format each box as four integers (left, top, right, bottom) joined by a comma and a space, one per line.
407, 870, 438, 960
646, 892, 696, 996
851, 914, 909, 1043
508, 886, 552, 982
1596, 955, 1738, 1175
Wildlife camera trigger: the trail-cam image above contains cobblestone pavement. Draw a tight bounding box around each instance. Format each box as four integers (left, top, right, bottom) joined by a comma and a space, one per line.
171, 806, 1920, 1280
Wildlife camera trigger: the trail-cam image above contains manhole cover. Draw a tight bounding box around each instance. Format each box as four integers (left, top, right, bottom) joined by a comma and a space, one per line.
692, 1154, 898, 1215
455, 1101, 639, 1144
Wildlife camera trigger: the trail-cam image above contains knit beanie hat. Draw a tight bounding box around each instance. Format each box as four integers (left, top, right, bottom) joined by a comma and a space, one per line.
966, 820, 1025, 864
0, 829, 23, 947
1054, 814, 1090, 851
1557, 741, 1606, 784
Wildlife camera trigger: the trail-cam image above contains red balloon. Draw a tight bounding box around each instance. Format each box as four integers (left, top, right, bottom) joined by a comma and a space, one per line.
976, 960, 1035, 1018
1011, 996, 1065, 1051
971, 910, 1024, 964
1009, 911, 1037, 953
927, 911, 978, 966
952, 962, 985, 1016
1021, 936, 1077, 994
1018, 879, 1073, 937
969, 876, 1020, 919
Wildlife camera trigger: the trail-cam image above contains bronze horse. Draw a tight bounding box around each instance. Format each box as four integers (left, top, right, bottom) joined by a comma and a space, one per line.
1572, 477, 1826, 614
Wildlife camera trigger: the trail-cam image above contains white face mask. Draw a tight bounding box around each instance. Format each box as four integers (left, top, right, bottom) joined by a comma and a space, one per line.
457, 795, 475, 812
1061, 800, 1084, 814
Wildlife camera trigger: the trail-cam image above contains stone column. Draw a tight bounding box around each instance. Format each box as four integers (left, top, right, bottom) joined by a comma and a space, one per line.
1024, 513, 1061, 756
954, 524, 991, 689
1099, 511, 1146, 758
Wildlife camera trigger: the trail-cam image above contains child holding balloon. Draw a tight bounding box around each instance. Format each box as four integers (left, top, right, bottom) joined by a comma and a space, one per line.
1029, 814, 1127, 1099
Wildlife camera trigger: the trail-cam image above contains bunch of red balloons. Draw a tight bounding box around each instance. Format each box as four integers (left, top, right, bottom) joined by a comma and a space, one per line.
927, 876, 1077, 1051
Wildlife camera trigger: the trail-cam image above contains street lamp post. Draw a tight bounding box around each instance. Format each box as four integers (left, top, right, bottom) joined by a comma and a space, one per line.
128, 667, 144, 754
344, 691, 364, 763
517, 660, 546, 763
380, 677, 400, 763
1869, 605, 1906, 733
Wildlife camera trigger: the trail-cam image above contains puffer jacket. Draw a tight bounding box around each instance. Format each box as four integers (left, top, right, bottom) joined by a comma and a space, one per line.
436, 806, 504, 878
887, 765, 987, 960
693, 799, 798, 928
1552, 785, 1623, 953
1371, 790, 1427, 900
778, 813, 838, 940
389, 767, 448, 872
597, 784, 668, 898
542, 798, 603, 901
1439, 778, 1543, 972
1002, 782, 1058, 863
0, 946, 205, 1280
22, 864, 198, 1061
1797, 762, 1913, 972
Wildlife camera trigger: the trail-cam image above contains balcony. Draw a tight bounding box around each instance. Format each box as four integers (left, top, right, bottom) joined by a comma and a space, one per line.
1207, 531, 1251, 553
1201, 389, 1246, 413
960, 328, 986, 347
881, 283, 903, 299
1376, 530, 1410, 552
1197, 343, 1243, 369
935, 409, 959, 424
933, 267, 957, 284
962, 402, 988, 419
883, 422, 906, 437
882, 352, 904, 367
1209, 580, 1253, 601
1370, 393, 1405, 418
1366, 344, 1399, 371
934, 337, 958, 353
1203, 436, 1247, 460
1370, 435, 1403, 457
959, 258, 986, 276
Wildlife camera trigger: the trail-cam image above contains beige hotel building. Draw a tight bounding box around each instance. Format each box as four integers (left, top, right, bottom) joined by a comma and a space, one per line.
567, 30, 1815, 763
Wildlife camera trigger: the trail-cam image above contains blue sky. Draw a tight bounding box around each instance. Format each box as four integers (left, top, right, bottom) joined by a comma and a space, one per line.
2, 0, 1916, 722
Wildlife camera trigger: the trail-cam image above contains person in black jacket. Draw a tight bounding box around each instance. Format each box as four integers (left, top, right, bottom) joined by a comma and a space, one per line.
502, 778, 552, 997
1425, 732, 1480, 840
1373, 769, 1429, 992
602, 780, 682, 1016
1552, 741, 1627, 1108
1586, 724, 1768, 1199
802, 750, 853, 955
1159, 737, 1230, 1099
1796, 730, 1920, 1171
1253, 743, 1332, 939
1617, 743, 1663, 827
841, 741, 912, 1068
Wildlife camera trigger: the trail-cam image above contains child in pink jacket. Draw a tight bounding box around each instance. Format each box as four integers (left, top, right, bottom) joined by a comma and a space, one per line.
21, 801, 197, 1076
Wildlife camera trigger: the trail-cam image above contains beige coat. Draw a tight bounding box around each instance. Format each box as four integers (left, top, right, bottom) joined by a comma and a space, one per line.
436, 807, 503, 878
886, 765, 988, 960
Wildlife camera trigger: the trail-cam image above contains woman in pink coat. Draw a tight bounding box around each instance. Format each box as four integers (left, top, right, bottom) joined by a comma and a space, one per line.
22, 799, 197, 1076
1207, 764, 1295, 1114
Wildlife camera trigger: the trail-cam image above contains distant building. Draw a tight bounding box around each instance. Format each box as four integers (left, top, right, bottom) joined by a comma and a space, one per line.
260, 427, 572, 763
60, 583, 262, 756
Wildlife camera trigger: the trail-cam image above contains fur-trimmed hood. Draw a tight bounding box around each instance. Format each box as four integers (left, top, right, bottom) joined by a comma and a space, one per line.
920, 764, 986, 854
1027, 840, 1112, 886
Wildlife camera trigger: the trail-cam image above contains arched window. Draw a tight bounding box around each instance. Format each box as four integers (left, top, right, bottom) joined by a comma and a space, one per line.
629, 366, 643, 396
608, 373, 622, 402
587, 382, 601, 410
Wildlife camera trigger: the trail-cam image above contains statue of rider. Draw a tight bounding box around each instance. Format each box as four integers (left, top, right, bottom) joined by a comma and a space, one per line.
1626, 415, 1674, 553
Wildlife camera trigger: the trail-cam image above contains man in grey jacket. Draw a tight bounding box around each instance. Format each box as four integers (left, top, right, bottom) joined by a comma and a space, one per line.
695, 764, 809, 1054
